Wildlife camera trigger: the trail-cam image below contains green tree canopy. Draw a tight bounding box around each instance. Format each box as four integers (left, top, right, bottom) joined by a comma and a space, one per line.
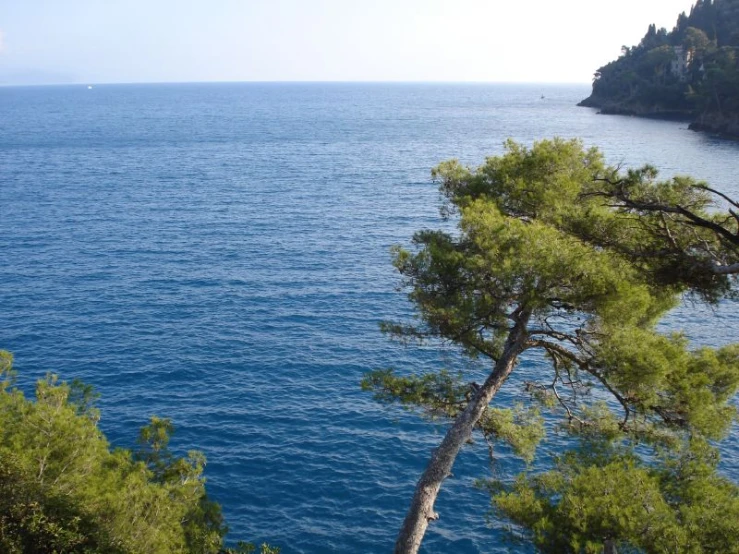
490, 439, 739, 553
363, 138, 739, 554
0, 350, 278, 554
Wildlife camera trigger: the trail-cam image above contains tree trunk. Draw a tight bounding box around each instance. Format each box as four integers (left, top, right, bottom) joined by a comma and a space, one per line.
393, 314, 530, 554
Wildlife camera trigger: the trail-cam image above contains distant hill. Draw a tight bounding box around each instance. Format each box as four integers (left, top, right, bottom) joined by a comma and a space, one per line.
579, 0, 739, 138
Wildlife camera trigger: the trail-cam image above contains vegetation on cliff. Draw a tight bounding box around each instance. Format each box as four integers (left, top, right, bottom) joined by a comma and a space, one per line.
580, 0, 739, 135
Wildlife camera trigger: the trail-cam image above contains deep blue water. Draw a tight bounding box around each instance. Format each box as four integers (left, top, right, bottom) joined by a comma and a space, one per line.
1, 83, 738, 553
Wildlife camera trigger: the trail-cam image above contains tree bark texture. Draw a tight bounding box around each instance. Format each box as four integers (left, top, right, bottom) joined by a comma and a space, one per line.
393, 314, 530, 554
604, 538, 618, 554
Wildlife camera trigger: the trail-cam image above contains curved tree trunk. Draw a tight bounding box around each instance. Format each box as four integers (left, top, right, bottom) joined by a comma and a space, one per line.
393, 314, 530, 554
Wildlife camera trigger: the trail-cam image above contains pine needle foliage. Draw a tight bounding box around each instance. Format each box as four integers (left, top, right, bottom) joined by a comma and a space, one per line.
0, 351, 279, 554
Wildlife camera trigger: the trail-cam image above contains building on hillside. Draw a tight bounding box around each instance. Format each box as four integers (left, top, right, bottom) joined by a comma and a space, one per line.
671, 46, 693, 80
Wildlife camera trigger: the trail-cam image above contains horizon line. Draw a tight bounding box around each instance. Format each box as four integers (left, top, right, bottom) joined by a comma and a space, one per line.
0, 79, 593, 88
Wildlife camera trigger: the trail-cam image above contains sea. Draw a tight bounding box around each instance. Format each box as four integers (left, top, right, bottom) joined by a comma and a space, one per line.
1, 83, 737, 553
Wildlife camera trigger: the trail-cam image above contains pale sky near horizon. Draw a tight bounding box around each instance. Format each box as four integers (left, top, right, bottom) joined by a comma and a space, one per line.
0, 0, 698, 85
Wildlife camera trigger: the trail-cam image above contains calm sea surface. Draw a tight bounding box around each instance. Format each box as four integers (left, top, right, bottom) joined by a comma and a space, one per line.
1, 83, 738, 553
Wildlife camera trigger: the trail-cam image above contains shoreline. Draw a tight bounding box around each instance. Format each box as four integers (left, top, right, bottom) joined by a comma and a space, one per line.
578, 95, 739, 140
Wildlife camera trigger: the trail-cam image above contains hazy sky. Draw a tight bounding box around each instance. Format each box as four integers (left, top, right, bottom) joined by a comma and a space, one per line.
0, 0, 698, 85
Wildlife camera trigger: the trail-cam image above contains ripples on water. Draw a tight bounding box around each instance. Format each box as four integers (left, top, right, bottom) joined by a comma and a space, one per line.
1, 83, 737, 553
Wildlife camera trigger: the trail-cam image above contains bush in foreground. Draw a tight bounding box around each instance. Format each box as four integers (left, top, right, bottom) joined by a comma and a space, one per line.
0, 350, 277, 554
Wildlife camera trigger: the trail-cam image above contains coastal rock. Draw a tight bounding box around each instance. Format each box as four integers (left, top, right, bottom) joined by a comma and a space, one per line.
689, 110, 739, 138
578, 95, 693, 121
